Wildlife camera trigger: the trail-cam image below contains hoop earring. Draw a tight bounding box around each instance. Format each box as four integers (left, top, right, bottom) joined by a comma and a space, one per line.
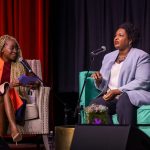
129, 42, 132, 47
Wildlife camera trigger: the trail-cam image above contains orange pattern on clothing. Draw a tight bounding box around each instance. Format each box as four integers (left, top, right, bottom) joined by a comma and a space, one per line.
0, 58, 23, 111
0, 58, 4, 82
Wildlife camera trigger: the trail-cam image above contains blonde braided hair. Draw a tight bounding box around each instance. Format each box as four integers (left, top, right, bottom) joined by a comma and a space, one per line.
0, 35, 22, 57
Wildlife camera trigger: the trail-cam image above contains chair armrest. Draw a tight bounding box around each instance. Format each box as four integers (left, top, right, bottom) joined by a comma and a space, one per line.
36, 87, 50, 119
79, 71, 100, 107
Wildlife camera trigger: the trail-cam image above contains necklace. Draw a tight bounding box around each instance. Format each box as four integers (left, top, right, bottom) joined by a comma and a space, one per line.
116, 56, 126, 63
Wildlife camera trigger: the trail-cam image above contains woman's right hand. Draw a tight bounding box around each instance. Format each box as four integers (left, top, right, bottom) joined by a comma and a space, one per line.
9, 79, 20, 88
91, 71, 102, 85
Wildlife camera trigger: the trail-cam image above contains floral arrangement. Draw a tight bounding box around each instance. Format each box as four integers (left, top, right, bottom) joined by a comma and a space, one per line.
84, 104, 109, 125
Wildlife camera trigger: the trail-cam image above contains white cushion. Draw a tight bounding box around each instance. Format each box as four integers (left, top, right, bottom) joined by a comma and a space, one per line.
25, 103, 39, 120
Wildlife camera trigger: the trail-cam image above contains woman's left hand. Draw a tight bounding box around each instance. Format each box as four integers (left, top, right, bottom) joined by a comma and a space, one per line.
103, 89, 122, 101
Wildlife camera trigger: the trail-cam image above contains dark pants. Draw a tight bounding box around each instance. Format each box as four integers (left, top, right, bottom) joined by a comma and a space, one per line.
90, 93, 137, 125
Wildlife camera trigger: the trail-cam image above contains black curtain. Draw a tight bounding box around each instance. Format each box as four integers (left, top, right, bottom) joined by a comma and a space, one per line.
53, 0, 150, 93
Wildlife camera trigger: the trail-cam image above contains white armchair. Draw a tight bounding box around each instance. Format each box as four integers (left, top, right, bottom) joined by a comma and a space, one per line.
17, 60, 50, 149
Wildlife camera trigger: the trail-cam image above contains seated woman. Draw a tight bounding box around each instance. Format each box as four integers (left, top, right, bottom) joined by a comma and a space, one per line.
90, 22, 150, 125
0, 35, 40, 143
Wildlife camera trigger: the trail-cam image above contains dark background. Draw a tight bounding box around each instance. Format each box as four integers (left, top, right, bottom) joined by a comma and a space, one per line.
52, 0, 150, 126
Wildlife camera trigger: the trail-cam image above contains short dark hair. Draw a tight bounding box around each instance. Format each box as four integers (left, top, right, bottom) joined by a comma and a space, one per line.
118, 22, 140, 47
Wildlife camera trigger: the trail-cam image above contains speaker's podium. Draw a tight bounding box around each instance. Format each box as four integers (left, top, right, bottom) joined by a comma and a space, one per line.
69, 125, 150, 150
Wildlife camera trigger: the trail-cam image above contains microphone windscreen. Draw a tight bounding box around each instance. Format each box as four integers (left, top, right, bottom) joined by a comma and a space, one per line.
101, 46, 106, 51
18, 57, 23, 62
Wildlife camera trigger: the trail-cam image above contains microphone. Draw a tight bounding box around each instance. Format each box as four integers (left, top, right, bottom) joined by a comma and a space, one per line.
90, 46, 106, 56
18, 57, 32, 73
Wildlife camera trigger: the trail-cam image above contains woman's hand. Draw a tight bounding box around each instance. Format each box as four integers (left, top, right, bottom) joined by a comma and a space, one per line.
24, 72, 41, 89
91, 71, 102, 86
27, 81, 41, 89
103, 89, 122, 101
9, 79, 20, 88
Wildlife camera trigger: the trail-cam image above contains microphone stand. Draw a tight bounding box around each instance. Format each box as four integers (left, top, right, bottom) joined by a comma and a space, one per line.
19, 58, 45, 86
74, 47, 106, 124
74, 55, 95, 124
31, 71, 45, 85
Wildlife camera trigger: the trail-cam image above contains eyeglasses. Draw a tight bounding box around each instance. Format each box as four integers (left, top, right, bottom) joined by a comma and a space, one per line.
4, 44, 19, 52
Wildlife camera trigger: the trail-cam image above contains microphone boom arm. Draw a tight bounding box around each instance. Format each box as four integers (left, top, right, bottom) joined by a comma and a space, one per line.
31, 71, 44, 85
